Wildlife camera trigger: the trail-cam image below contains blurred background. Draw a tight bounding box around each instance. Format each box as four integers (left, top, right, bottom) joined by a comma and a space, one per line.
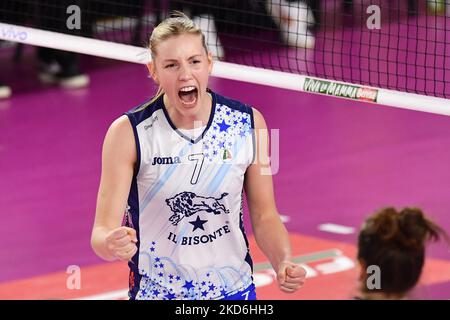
0, 0, 449, 299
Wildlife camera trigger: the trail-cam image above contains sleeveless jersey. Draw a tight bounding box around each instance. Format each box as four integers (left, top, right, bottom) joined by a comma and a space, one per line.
124, 89, 255, 300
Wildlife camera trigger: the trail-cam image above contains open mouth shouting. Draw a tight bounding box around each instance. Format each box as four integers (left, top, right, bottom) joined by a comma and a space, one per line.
178, 86, 198, 107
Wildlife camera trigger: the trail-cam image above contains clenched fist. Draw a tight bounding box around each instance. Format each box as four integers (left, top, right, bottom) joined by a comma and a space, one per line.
277, 260, 307, 293
105, 226, 138, 261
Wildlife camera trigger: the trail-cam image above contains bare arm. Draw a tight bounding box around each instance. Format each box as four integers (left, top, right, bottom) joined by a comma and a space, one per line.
91, 115, 138, 262
244, 108, 306, 293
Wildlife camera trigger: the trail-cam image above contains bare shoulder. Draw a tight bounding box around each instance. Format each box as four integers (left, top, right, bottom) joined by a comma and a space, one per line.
105, 115, 134, 143
108, 115, 133, 134
103, 115, 136, 163
251, 107, 268, 130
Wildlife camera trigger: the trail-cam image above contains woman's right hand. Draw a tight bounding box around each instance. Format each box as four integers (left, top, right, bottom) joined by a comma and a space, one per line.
105, 226, 138, 261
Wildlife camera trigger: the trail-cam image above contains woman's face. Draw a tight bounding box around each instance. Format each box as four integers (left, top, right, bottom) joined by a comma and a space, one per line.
150, 33, 212, 119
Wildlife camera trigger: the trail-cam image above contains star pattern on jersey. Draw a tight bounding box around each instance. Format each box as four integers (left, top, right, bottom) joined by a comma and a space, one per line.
133, 102, 254, 300
134, 242, 252, 300
201, 104, 252, 162
165, 292, 176, 300
218, 119, 230, 132
183, 280, 195, 291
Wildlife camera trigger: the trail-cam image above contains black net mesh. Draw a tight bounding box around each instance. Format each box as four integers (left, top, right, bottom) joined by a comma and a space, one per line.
1, 0, 449, 98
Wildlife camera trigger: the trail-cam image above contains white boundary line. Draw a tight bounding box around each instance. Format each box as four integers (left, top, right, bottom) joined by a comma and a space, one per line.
1, 22, 450, 115
76, 289, 129, 300
318, 223, 355, 235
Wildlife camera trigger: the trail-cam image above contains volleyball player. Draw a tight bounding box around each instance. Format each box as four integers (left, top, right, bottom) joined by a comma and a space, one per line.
91, 12, 306, 300
355, 207, 448, 300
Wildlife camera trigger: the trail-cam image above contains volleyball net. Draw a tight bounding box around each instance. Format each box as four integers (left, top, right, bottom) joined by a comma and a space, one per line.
1, 0, 450, 114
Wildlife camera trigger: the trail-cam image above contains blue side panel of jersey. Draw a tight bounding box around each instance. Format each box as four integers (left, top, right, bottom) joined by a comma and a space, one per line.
127, 175, 141, 299
124, 98, 163, 299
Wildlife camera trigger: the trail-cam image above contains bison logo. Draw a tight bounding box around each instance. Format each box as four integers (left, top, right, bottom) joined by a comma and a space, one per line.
165, 192, 229, 226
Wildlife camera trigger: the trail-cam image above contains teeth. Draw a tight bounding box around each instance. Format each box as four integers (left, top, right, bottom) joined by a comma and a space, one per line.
180, 86, 196, 92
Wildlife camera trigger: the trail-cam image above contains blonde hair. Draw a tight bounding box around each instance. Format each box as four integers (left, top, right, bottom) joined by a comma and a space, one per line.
150, 11, 207, 59
135, 11, 208, 112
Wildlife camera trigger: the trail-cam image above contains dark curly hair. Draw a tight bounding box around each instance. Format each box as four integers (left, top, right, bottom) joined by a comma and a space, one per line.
358, 207, 448, 296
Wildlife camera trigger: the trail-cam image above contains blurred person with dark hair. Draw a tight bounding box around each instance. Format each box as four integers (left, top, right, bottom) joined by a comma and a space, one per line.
355, 207, 448, 300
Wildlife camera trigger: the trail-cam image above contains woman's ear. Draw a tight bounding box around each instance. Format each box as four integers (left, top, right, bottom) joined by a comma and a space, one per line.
147, 61, 159, 84
207, 52, 213, 75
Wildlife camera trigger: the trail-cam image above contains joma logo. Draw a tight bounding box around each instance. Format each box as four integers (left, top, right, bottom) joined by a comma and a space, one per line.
152, 156, 181, 165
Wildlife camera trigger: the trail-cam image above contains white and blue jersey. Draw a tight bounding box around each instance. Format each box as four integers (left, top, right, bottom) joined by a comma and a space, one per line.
124, 89, 256, 300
